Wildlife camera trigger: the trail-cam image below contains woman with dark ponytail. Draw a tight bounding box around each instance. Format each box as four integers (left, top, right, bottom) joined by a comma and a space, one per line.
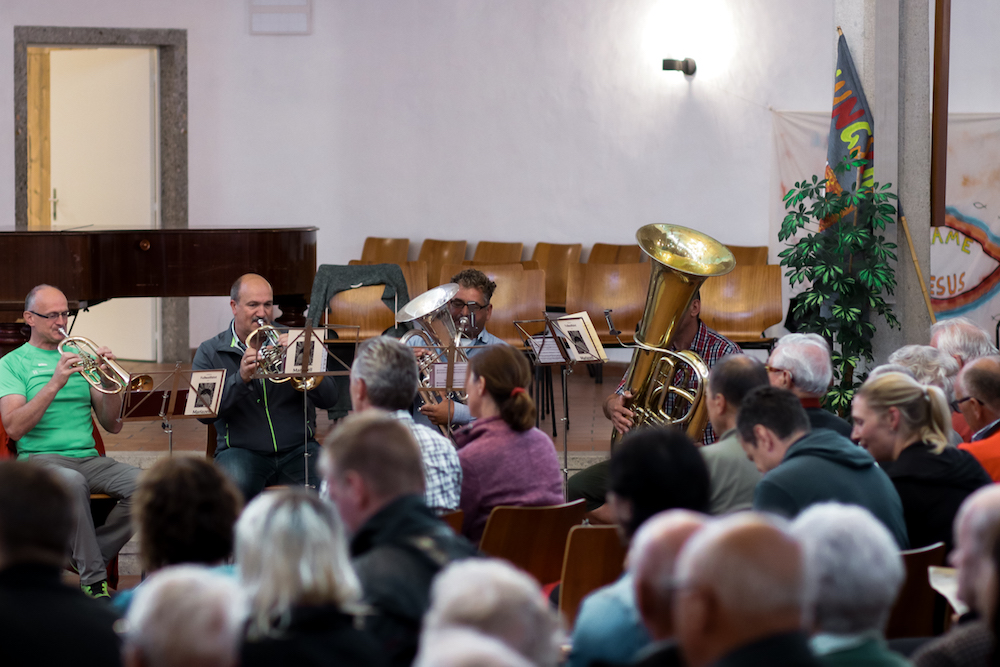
454, 345, 564, 543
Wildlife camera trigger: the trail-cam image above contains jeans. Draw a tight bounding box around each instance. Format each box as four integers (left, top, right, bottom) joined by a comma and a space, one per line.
214, 441, 319, 501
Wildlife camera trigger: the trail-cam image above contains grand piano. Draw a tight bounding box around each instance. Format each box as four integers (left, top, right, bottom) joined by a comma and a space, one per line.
0, 227, 318, 351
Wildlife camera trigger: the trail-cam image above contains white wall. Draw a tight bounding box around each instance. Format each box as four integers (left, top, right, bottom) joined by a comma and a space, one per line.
3, 1, 997, 349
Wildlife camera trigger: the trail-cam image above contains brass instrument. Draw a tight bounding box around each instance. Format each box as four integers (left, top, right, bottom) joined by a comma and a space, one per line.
57, 328, 147, 394
611, 224, 735, 443
245, 319, 320, 391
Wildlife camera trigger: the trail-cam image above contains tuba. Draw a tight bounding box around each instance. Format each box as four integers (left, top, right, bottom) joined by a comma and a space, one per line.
612, 225, 735, 444
246, 319, 320, 391
57, 328, 150, 394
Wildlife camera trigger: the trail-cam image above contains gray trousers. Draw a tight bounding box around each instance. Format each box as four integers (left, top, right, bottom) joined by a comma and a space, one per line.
29, 454, 140, 585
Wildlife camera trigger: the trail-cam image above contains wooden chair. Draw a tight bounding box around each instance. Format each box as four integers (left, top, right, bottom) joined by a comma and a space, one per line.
885, 542, 947, 639
325, 285, 398, 340
565, 262, 651, 346
471, 241, 523, 265
726, 244, 768, 266
441, 509, 464, 535
699, 265, 783, 348
588, 243, 643, 264
531, 243, 582, 311
399, 260, 428, 298
466, 259, 540, 272
358, 237, 409, 265
558, 525, 627, 629
487, 269, 547, 349
439, 262, 523, 289
479, 500, 587, 585
418, 239, 467, 289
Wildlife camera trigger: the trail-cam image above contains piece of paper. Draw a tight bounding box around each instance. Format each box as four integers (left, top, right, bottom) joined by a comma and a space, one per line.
929, 566, 968, 617
429, 361, 468, 390
283, 328, 328, 375
553, 312, 608, 363
528, 334, 567, 364
185, 370, 225, 416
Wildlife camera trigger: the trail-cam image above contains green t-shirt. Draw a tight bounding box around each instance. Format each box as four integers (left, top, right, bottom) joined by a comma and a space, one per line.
0, 343, 98, 459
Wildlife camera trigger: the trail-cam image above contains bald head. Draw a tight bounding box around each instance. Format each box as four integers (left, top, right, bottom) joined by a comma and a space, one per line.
630, 510, 707, 641
959, 356, 1000, 413
674, 514, 804, 667
23, 285, 70, 349
952, 485, 1000, 612
229, 273, 274, 343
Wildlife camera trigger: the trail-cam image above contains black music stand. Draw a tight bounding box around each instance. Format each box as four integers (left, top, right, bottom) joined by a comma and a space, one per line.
121, 365, 226, 456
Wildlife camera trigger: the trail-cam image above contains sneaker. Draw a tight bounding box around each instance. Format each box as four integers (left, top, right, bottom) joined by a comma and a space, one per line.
82, 580, 110, 599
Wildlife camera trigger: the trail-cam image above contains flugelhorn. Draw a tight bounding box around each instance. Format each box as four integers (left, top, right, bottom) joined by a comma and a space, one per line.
245, 319, 320, 391
57, 328, 136, 394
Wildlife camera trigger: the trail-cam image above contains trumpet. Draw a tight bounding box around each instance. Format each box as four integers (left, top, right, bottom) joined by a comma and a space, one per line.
57, 328, 137, 394
245, 319, 320, 392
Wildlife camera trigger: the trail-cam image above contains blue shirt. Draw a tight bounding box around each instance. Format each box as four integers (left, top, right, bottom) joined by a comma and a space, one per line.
568, 572, 650, 667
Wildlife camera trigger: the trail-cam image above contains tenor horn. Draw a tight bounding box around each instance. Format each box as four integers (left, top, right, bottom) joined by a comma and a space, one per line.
613, 224, 735, 443
57, 328, 137, 395
245, 319, 320, 392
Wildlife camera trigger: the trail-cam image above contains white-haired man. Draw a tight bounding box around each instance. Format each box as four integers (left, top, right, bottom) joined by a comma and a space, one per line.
122, 565, 245, 667
930, 316, 999, 368
911, 485, 1000, 666
673, 513, 822, 667
766, 333, 852, 437
422, 558, 562, 667
790, 503, 908, 667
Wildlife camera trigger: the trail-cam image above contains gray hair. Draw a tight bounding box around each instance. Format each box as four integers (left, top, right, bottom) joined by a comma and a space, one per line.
415, 628, 534, 667
888, 345, 960, 402
790, 503, 904, 634
124, 565, 246, 667
931, 317, 998, 365
770, 333, 833, 396
236, 489, 363, 639
675, 513, 803, 617
24, 284, 55, 313
423, 559, 563, 667
351, 336, 419, 411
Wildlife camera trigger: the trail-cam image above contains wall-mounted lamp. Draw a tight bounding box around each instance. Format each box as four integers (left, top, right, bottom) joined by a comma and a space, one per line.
662, 58, 697, 75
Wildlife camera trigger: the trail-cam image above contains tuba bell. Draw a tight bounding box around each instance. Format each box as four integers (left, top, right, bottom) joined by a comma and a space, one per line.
612, 224, 735, 444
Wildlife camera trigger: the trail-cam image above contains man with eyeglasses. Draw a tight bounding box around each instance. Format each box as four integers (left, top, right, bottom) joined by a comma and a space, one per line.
410, 268, 506, 429
0, 284, 140, 600
955, 355, 1000, 481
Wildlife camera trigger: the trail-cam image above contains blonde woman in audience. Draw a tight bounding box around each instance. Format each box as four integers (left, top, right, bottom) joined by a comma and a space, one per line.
852, 372, 990, 552
236, 489, 387, 667
454, 345, 564, 543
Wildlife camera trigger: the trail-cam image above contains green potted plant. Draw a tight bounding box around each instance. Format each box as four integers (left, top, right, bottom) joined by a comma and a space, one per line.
778, 157, 899, 416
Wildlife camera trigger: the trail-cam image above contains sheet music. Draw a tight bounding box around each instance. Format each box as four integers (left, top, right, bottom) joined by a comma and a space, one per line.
528, 334, 566, 364
184, 370, 226, 416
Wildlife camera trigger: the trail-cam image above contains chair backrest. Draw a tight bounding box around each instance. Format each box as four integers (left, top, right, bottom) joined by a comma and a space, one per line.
885, 541, 947, 639
466, 259, 540, 272
588, 243, 643, 264
558, 525, 627, 629
418, 239, 468, 290
699, 265, 783, 343
531, 243, 582, 310
440, 509, 464, 535
439, 263, 524, 289
726, 244, 768, 265
487, 269, 547, 349
471, 241, 523, 265
479, 499, 587, 585
326, 285, 397, 340
399, 260, 428, 299
359, 237, 409, 265
565, 263, 651, 345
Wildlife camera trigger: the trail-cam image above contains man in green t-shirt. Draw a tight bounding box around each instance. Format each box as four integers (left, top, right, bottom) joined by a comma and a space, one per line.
0, 284, 140, 599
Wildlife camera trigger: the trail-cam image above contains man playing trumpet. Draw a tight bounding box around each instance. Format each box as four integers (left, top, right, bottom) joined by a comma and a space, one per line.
0, 284, 140, 599
193, 273, 338, 501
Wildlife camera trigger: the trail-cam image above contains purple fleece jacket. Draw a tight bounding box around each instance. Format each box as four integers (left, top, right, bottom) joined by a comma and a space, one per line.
454, 415, 565, 543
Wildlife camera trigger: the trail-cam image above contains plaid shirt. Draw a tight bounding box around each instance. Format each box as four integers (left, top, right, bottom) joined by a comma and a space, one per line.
388, 410, 462, 513
618, 320, 742, 444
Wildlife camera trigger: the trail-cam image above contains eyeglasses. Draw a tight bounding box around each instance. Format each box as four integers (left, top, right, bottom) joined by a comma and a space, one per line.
28, 310, 71, 320
951, 395, 977, 413
448, 299, 487, 314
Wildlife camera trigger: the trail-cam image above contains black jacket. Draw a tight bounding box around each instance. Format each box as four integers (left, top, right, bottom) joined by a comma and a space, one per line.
885, 442, 991, 552
351, 494, 478, 667
193, 323, 338, 454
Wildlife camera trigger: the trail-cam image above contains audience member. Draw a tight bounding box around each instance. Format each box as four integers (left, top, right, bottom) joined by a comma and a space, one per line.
122, 565, 245, 667
738, 386, 909, 548
766, 333, 852, 437
673, 513, 820, 667
911, 485, 1000, 666
702, 355, 768, 514
570, 427, 711, 667
790, 503, 908, 667
889, 344, 965, 443
321, 411, 477, 667
350, 336, 462, 513
930, 316, 998, 368
0, 460, 122, 667
454, 344, 563, 542
955, 355, 1000, 480
236, 488, 386, 667
114, 456, 243, 614
413, 628, 533, 667
630, 510, 708, 667
853, 372, 990, 551
423, 558, 562, 667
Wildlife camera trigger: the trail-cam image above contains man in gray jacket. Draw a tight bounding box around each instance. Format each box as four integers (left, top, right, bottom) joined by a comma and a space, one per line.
193, 273, 338, 500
